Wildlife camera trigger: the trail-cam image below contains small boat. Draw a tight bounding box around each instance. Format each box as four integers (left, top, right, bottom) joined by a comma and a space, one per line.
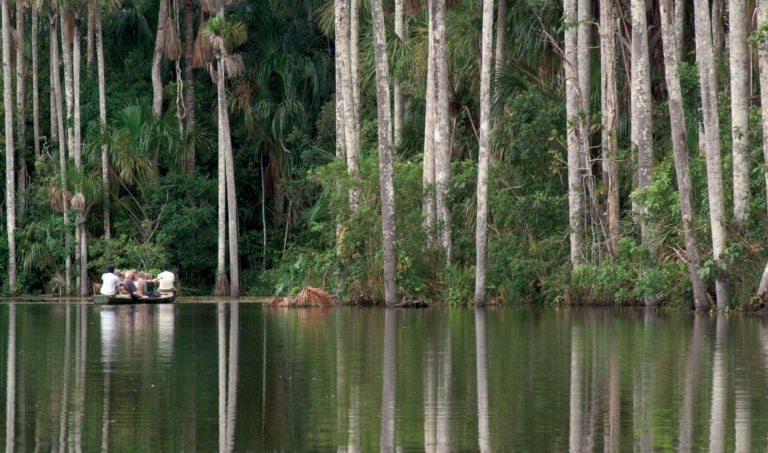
92, 292, 177, 305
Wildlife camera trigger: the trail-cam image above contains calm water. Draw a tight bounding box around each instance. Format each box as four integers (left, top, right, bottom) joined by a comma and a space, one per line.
0, 303, 766, 451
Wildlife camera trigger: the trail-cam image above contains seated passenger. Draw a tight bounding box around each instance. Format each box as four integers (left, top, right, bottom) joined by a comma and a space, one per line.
156, 266, 176, 294
124, 271, 149, 299
100, 266, 121, 296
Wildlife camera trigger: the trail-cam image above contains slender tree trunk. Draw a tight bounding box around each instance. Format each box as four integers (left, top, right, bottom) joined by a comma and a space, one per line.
96, 5, 110, 239
3, 0, 16, 293
495, 0, 506, 76
432, 0, 452, 264
73, 9, 83, 167
694, 0, 729, 308
336, 0, 359, 210
350, 0, 360, 154
334, 0, 346, 163
711, 0, 724, 69
659, 0, 709, 310
183, 0, 196, 173
674, 0, 684, 61
61, 9, 76, 295
215, 136, 228, 295
394, 0, 404, 148
16, 2, 27, 223
730, 0, 750, 223
474, 0, 493, 306
86, 3, 94, 77
49, 14, 59, 150
32, 9, 40, 159
371, 0, 399, 306
564, 0, 583, 265
152, 0, 169, 117
577, 0, 591, 141
600, 0, 619, 259
217, 58, 239, 297
422, 8, 436, 241
631, 0, 653, 247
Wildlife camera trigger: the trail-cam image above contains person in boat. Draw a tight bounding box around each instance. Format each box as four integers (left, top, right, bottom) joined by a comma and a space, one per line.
100, 266, 121, 296
155, 266, 176, 295
136, 272, 148, 295
124, 270, 149, 299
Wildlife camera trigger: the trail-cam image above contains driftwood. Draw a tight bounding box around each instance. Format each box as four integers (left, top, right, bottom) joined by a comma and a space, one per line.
266, 287, 336, 308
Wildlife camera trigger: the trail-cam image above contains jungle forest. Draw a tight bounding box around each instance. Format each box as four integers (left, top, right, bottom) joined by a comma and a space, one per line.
1, 0, 767, 309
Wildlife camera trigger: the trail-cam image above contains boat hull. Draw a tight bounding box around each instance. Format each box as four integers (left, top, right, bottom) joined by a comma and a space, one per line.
92, 293, 177, 305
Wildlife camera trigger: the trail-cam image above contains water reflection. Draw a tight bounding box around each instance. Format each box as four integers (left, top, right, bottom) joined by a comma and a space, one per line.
9, 306, 768, 450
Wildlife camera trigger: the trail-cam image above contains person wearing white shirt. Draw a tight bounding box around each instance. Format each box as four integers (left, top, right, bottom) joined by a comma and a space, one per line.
100, 266, 121, 296
156, 267, 176, 294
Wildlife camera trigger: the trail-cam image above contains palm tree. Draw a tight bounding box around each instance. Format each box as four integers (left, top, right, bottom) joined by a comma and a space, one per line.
203, 16, 246, 298
564, 0, 583, 265
370, 0, 399, 305
3, 0, 17, 293
600, 0, 619, 258
431, 0, 451, 264
152, 0, 171, 117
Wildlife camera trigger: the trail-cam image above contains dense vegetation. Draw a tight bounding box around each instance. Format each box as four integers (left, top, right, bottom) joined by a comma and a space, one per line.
2, 0, 768, 308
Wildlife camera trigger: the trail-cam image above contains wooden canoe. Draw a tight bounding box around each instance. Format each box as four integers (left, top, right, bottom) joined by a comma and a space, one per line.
92, 292, 177, 305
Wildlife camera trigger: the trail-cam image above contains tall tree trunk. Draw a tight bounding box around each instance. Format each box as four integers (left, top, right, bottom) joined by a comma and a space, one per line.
674, 0, 684, 61
73, 9, 82, 167
564, 0, 584, 265
215, 132, 228, 295
631, 0, 653, 247
494, 0, 506, 76
393, 0, 404, 148
432, 0, 452, 264
152, 0, 169, 117
3, 0, 16, 293
422, 7, 436, 241
350, 0, 360, 154
96, 5, 110, 239
659, 0, 709, 310
334, 0, 346, 163
336, 0, 359, 210
754, 0, 768, 303
49, 12, 69, 294
600, 0, 619, 259
61, 9, 76, 295
730, 0, 750, 223
577, 0, 590, 142
32, 9, 40, 159
16, 2, 27, 223
371, 0, 399, 306
218, 58, 239, 298
631, 0, 657, 306
694, 0, 729, 308
711, 0, 724, 69
474, 0, 493, 306
86, 3, 94, 77
183, 0, 196, 173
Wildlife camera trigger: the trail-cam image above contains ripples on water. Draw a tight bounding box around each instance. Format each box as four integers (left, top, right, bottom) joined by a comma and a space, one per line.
1, 304, 767, 451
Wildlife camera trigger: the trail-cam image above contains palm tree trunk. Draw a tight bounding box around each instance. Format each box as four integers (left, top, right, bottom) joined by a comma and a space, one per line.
73, 9, 83, 167
564, 0, 583, 265
371, 0, 399, 306
674, 0, 684, 61
183, 0, 196, 173
432, 0, 452, 265
336, 0, 359, 210
350, 0, 360, 153
218, 58, 239, 298
474, 0, 493, 306
96, 5, 110, 239
61, 8, 76, 295
659, 0, 709, 310
600, 0, 619, 259
729, 0, 750, 223
32, 9, 40, 159
711, 0, 724, 69
86, 3, 94, 77
152, 0, 170, 117
3, 0, 16, 293
694, 0, 729, 308
16, 2, 27, 223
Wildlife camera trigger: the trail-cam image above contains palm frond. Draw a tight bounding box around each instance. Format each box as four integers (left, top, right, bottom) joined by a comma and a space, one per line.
163, 15, 182, 60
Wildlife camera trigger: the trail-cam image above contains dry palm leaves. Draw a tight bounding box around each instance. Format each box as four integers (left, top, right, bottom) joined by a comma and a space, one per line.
48, 186, 73, 212
266, 287, 336, 307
